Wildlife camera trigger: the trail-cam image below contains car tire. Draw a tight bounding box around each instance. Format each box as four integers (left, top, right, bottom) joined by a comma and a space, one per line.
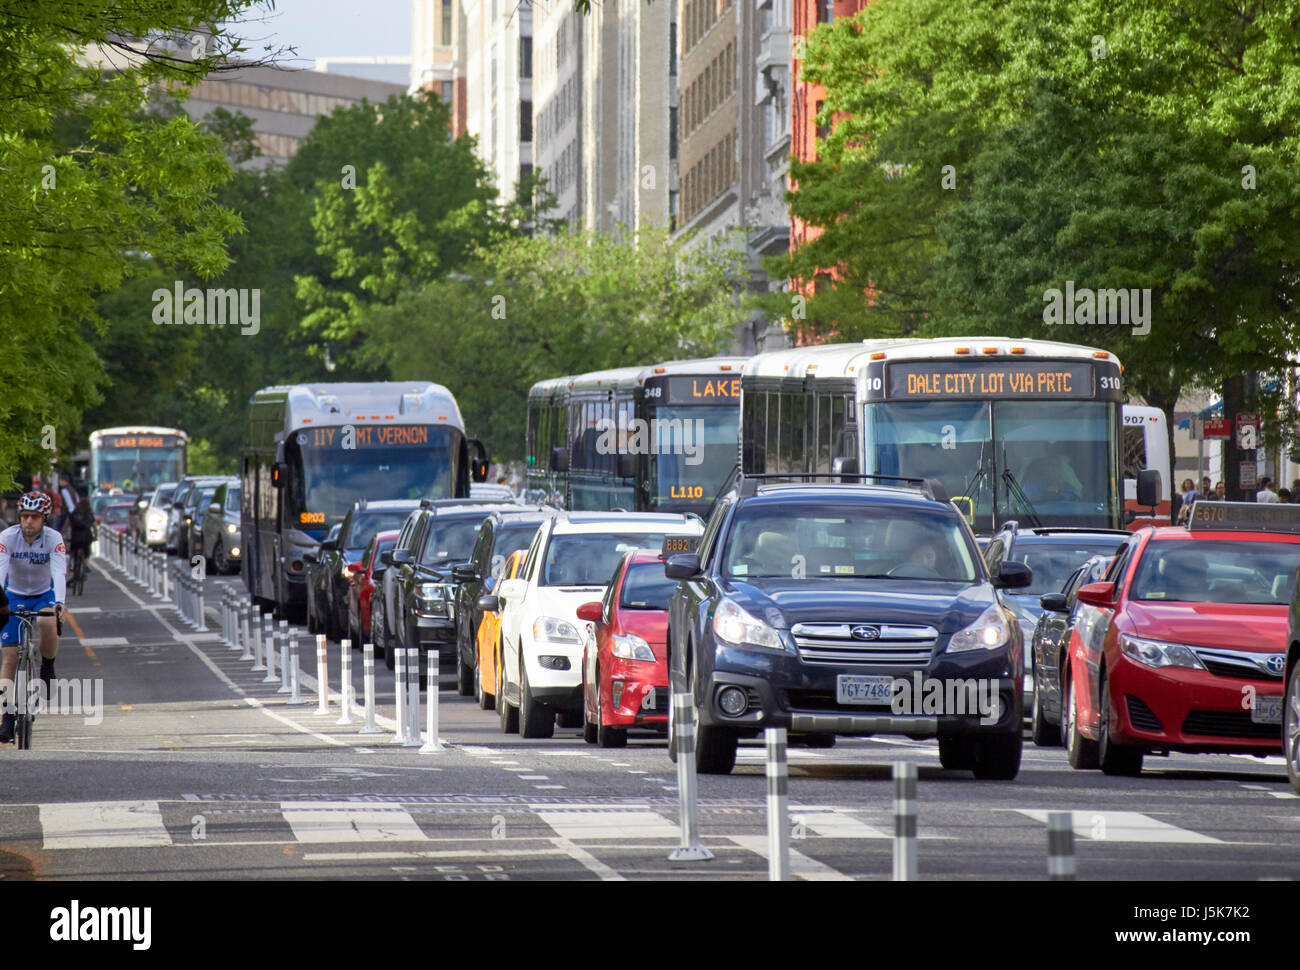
1285, 657, 1300, 795
692, 685, 737, 774
1064, 666, 1100, 770
498, 649, 519, 734
519, 660, 554, 739
1030, 669, 1061, 747
1097, 669, 1143, 776
938, 736, 973, 770
595, 669, 627, 748
456, 651, 474, 697
476, 659, 494, 711
972, 731, 1022, 780
800, 733, 836, 749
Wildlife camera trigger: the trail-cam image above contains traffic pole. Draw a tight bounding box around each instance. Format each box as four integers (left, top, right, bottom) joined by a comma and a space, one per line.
336, 639, 353, 724
262, 617, 279, 684
766, 727, 790, 881
195, 577, 206, 631
239, 600, 254, 662
314, 634, 329, 715
1047, 812, 1076, 880
405, 649, 422, 746
287, 629, 305, 705
278, 622, 292, 694
893, 762, 918, 881
420, 648, 441, 752
359, 642, 380, 734
391, 648, 409, 744
668, 692, 713, 862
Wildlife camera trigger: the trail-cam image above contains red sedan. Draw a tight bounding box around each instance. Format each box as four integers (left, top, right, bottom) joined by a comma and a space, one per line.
1062, 502, 1300, 775
577, 549, 674, 748
346, 530, 399, 650
100, 502, 135, 537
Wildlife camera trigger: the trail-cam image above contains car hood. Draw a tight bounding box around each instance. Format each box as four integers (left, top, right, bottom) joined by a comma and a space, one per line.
1124, 600, 1288, 652
725, 577, 996, 635
532, 584, 608, 624
614, 608, 670, 651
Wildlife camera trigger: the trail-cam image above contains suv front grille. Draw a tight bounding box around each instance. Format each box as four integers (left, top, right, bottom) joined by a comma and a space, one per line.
790, 622, 937, 667
1191, 647, 1285, 682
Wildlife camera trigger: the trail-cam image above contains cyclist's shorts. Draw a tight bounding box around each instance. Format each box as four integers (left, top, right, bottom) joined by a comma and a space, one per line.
2, 588, 56, 645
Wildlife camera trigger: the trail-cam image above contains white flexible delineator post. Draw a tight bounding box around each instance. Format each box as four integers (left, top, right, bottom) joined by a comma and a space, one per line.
359, 642, 380, 734
337, 639, 353, 724
420, 648, 442, 753
314, 634, 329, 715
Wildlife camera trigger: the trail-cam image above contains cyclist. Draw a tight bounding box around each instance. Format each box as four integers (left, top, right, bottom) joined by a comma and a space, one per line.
0, 492, 66, 742
68, 497, 94, 589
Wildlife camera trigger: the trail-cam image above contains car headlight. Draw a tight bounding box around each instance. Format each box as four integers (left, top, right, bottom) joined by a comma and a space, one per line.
226, 523, 237, 534
947, 604, 1012, 653
712, 598, 789, 653
416, 583, 450, 616
340, 561, 353, 578
534, 616, 581, 644
1119, 634, 1206, 671
611, 633, 656, 662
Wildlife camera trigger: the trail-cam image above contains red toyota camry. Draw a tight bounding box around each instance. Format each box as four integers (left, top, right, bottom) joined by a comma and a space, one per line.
576, 549, 674, 748
346, 530, 399, 649
1062, 502, 1300, 775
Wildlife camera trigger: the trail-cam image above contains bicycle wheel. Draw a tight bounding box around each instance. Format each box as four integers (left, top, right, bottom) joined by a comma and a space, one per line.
15, 629, 35, 749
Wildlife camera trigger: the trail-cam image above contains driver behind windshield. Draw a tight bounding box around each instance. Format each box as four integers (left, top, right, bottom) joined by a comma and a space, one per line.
1022, 450, 1084, 503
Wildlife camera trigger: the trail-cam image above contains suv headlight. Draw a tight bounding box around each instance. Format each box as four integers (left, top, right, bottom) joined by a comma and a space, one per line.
611, 633, 655, 662
948, 604, 1012, 653
416, 583, 449, 616
226, 523, 237, 534
713, 598, 789, 653
1119, 634, 1206, 670
534, 616, 581, 644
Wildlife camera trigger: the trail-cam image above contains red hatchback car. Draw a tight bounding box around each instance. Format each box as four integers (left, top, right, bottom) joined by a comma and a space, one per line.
346, 530, 399, 650
1062, 502, 1300, 775
576, 549, 675, 748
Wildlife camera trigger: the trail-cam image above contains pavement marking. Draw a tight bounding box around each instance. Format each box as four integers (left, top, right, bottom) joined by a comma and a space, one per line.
798, 810, 891, 840
538, 810, 679, 840
280, 802, 429, 843
534, 785, 566, 790
64, 612, 85, 637
1271, 792, 1299, 800
40, 800, 172, 850
728, 835, 854, 881
302, 848, 570, 862
519, 775, 549, 780
66, 606, 101, 615
78, 637, 128, 647
491, 760, 521, 765
1013, 810, 1226, 844
549, 837, 626, 880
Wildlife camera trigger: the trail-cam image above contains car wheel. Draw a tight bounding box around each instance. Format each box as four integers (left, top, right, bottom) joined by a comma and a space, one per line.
1285, 658, 1300, 795
498, 648, 519, 734
1064, 666, 1100, 770
519, 659, 554, 739
456, 648, 473, 697
937, 736, 973, 770
1030, 668, 1061, 747
1097, 669, 1143, 776
595, 669, 627, 748
972, 731, 1022, 780
800, 733, 836, 749
475, 657, 494, 711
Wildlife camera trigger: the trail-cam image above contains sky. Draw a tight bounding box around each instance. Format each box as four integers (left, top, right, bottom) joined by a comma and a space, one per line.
231, 0, 413, 86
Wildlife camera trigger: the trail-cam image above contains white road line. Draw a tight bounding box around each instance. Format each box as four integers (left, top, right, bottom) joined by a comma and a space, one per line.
549, 837, 626, 881
534, 785, 566, 790
727, 835, 854, 881
538, 810, 679, 840
1013, 810, 1225, 844
519, 775, 549, 780
280, 802, 429, 843
40, 801, 172, 850
798, 810, 890, 839
1271, 792, 1299, 800
491, 760, 520, 765
66, 606, 102, 614
77, 637, 129, 646
302, 848, 570, 862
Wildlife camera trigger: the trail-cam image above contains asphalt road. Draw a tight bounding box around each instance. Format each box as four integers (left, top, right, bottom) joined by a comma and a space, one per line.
2, 547, 1296, 883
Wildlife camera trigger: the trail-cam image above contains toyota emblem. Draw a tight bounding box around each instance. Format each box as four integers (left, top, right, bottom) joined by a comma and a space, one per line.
1264, 654, 1285, 675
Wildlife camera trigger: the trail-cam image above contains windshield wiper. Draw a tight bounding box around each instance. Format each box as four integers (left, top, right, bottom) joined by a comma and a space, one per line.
1000, 444, 1043, 528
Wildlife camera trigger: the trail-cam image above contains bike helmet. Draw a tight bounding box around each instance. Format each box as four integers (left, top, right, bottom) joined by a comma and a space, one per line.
18, 491, 52, 516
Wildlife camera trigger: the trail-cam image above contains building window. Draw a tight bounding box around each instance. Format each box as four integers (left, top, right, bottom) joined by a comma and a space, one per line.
669, 106, 678, 159
441, 80, 453, 104
520, 36, 532, 79
520, 100, 533, 142
818, 0, 835, 24
669, 21, 677, 76
442, 0, 453, 43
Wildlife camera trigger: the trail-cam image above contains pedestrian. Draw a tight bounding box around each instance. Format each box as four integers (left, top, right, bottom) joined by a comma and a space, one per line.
1256, 477, 1279, 503
56, 473, 77, 535
1179, 478, 1198, 503
1279, 488, 1292, 503
0, 495, 15, 526
1201, 476, 1212, 497
1214, 481, 1226, 499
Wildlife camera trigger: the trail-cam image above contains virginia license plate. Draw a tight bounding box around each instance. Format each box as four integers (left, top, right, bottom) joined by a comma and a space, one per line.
836, 674, 895, 705
1251, 696, 1282, 725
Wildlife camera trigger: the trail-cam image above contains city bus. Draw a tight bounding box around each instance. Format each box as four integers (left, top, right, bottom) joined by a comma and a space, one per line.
87, 427, 188, 494
243, 382, 488, 616
525, 356, 748, 517
741, 337, 1160, 533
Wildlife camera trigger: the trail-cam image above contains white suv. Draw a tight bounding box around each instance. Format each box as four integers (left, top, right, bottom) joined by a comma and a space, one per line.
495, 512, 703, 738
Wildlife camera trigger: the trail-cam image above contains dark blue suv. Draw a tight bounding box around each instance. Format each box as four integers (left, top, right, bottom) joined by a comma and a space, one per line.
665, 477, 1031, 776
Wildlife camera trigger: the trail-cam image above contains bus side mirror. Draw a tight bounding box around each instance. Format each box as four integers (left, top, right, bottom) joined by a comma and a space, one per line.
550, 447, 569, 473
1136, 469, 1160, 510
271, 463, 288, 489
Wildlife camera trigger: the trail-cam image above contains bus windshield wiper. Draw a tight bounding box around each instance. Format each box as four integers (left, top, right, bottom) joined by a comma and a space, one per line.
1000, 467, 1042, 529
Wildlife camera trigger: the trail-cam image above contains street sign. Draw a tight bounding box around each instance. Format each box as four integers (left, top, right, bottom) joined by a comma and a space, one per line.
1240, 461, 1258, 489
1203, 418, 1230, 438
1237, 413, 1260, 450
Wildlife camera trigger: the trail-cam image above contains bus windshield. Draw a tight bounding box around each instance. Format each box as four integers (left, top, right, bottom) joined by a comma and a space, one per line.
649, 405, 739, 511
864, 400, 1119, 531
92, 445, 186, 493
285, 425, 461, 527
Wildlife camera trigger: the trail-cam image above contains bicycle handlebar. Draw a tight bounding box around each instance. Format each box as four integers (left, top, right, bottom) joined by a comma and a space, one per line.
9, 607, 62, 636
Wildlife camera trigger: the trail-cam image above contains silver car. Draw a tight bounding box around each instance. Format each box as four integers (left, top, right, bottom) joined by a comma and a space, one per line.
200, 480, 242, 575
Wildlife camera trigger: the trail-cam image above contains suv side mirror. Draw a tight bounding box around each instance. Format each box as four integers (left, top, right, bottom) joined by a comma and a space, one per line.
664, 553, 702, 580
451, 563, 478, 584
1076, 581, 1116, 607
390, 548, 412, 566
477, 594, 502, 613
497, 578, 527, 601
208, 502, 221, 514
379, 551, 393, 566
1039, 592, 1069, 613
992, 561, 1032, 589
831, 455, 858, 477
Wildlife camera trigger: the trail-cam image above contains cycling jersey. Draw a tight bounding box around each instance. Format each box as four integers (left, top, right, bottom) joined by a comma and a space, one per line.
0, 525, 67, 603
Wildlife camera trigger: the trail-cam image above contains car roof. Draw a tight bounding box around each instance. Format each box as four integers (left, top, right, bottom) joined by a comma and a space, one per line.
552, 512, 704, 535
737, 484, 951, 511
353, 499, 421, 511
421, 503, 517, 519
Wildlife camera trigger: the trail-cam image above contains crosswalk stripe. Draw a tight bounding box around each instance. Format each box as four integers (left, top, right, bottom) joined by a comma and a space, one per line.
538, 810, 678, 840
280, 802, 429, 843
1013, 810, 1225, 844
40, 801, 171, 849
728, 835, 854, 881
77, 637, 129, 646
798, 810, 890, 839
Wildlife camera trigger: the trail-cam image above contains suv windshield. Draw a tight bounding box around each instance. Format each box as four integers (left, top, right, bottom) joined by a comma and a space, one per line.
722, 503, 979, 582
1130, 539, 1300, 605
1005, 538, 1124, 596
419, 517, 483, 565
348, 510, 415, 552
543, 532, 677, 586
619, 561, 677, 610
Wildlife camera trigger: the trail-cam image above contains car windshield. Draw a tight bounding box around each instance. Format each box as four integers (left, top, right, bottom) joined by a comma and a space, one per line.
543, 532, 680, 587
193, 487, 216, 511
619, 561, 677, 610
488, 524, 542, 576
722, 503, 979, 582
1130, 539, 1300, 605
371, 539, 396, 567
104, 506, 130, 523
225, 488, 241, 511
152, 485, 176, 507
1006, 539, 1125, 596
349, 510, 415, 552
420, 518, 483, 565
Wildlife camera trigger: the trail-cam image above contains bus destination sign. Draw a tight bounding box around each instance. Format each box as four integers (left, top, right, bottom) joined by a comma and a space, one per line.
654, 376, 742, 406
885, 361, 1099, 400
295, 424, 434, 449
102, 435, 180, 449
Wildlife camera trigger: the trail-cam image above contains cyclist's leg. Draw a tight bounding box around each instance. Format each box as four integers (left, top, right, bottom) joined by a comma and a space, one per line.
33, 589, 59, 689
0, 591, 26, 743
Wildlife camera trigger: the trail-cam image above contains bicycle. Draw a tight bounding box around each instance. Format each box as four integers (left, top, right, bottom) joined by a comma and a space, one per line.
5, 607, 60, 749
69, 545, 89, 597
